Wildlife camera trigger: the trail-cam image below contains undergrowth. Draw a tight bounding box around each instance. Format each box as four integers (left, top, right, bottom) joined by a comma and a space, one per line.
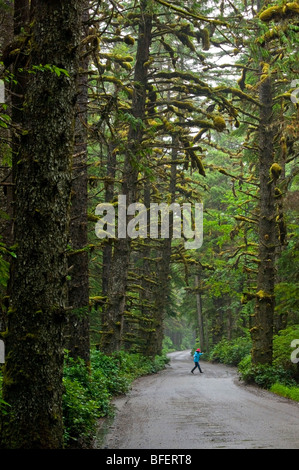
204, 327, 299, 402
62, 349, 169, 448
0, 349, 169, 448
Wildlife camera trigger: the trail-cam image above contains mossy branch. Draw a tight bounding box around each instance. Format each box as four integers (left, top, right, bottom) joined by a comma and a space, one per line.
154, 0, 229, 25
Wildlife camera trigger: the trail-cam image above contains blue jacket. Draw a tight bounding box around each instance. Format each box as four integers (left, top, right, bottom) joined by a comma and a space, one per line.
194, 351, 203, 362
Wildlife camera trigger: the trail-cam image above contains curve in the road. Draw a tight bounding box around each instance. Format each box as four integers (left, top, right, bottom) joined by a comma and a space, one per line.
99, 350, 299, 449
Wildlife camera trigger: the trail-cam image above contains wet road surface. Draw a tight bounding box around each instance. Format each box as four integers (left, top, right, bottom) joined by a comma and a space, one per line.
99, 350, 299, 449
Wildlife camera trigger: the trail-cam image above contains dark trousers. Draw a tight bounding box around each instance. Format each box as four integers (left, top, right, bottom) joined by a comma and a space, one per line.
191, 361, 202, 373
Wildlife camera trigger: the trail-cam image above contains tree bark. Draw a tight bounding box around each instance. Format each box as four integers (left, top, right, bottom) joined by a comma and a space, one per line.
65, 3, 90, 364
195, 274, 205, 350
102, 143, 117, 296
1, 0, 83, 449
150, 140, 178, 356
0, 1, 14, 329
100, 0, 152, 354
251, 74, 276, 365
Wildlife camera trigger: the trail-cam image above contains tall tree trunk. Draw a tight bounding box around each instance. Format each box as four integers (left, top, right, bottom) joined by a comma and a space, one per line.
150, 140, 178, 356
102, 143, 116, 296
1, 0, 82, 449
195, 274, 205, 350
251, 73, 276, 365
211, 297, 224, 345
100, 0, 152, 354
133, 181, 156, 356
65, 4, 90, 364
0, 0, 14, 333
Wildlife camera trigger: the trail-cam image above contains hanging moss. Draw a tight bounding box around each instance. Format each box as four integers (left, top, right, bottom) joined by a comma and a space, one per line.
280, 135, 287, 159
269, 163, 282, 181
202, 28, 210, 51
237, 69, 246, 91
194, 154, 206, 176
285, 2, 299, 15
260, 62, 271, 84
259, 5, 283, 22
124, 34, 135, 45
259, 2, 299, 22
176, 32, 196, 52
256, 290, 274, 300
121, 62, 133, 71
212, 115, 226, 132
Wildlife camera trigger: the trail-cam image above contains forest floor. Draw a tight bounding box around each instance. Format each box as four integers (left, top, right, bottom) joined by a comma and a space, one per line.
96, 350, 299, 449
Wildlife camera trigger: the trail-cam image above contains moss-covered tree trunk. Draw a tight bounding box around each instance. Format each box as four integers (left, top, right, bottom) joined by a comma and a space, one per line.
1, 0, 82, 449
150, 141, 178, 356
65, 4, 90, 364
195, 274, 205, 350
102, 144, 116, 297
251, 73, 276, 365
100, 0, 152, 354
0, 1, 13, 330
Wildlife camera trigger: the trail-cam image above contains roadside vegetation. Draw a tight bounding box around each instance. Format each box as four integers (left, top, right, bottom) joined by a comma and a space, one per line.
1, 349, 168, 449
199, 325, 299, 402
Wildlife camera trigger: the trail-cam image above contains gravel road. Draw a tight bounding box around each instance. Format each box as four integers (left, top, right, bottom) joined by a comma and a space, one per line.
99, 350, 299, 449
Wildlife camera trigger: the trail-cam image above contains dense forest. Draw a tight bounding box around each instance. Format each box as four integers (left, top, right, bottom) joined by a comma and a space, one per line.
0, 0, 298, 449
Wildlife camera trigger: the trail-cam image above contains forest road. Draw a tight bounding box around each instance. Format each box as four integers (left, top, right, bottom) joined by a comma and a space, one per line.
98, 350, 299, 449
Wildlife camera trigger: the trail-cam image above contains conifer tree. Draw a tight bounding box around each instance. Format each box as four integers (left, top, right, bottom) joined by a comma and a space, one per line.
1, 0, 83, 448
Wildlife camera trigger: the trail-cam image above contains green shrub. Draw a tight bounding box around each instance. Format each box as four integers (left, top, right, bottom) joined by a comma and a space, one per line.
238, 354, 253, 381
62, 349, 168, 447
111, 350, 169, 377
90, 350, 131, 395
208, 337, 251, 366
151, 353, 170, 372
254, 365, 295, 389
238, 354, 296, 389
62, 352, 113, 447
162, 336, 176, 353
62, 376, 106, 447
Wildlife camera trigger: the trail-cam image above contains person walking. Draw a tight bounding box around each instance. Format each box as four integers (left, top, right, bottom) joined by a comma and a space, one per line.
191, 348, 203, 374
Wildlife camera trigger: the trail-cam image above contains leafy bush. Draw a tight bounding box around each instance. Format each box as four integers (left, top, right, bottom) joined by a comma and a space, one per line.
238, 354, 252, 381
90, 350, 131, 395
162, 335, 176, 353
238, 354, 296, 389
208, 337, 251, 366
63, 376, 107, 447
62, 352, 113, 447
62, 349, 168, 448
